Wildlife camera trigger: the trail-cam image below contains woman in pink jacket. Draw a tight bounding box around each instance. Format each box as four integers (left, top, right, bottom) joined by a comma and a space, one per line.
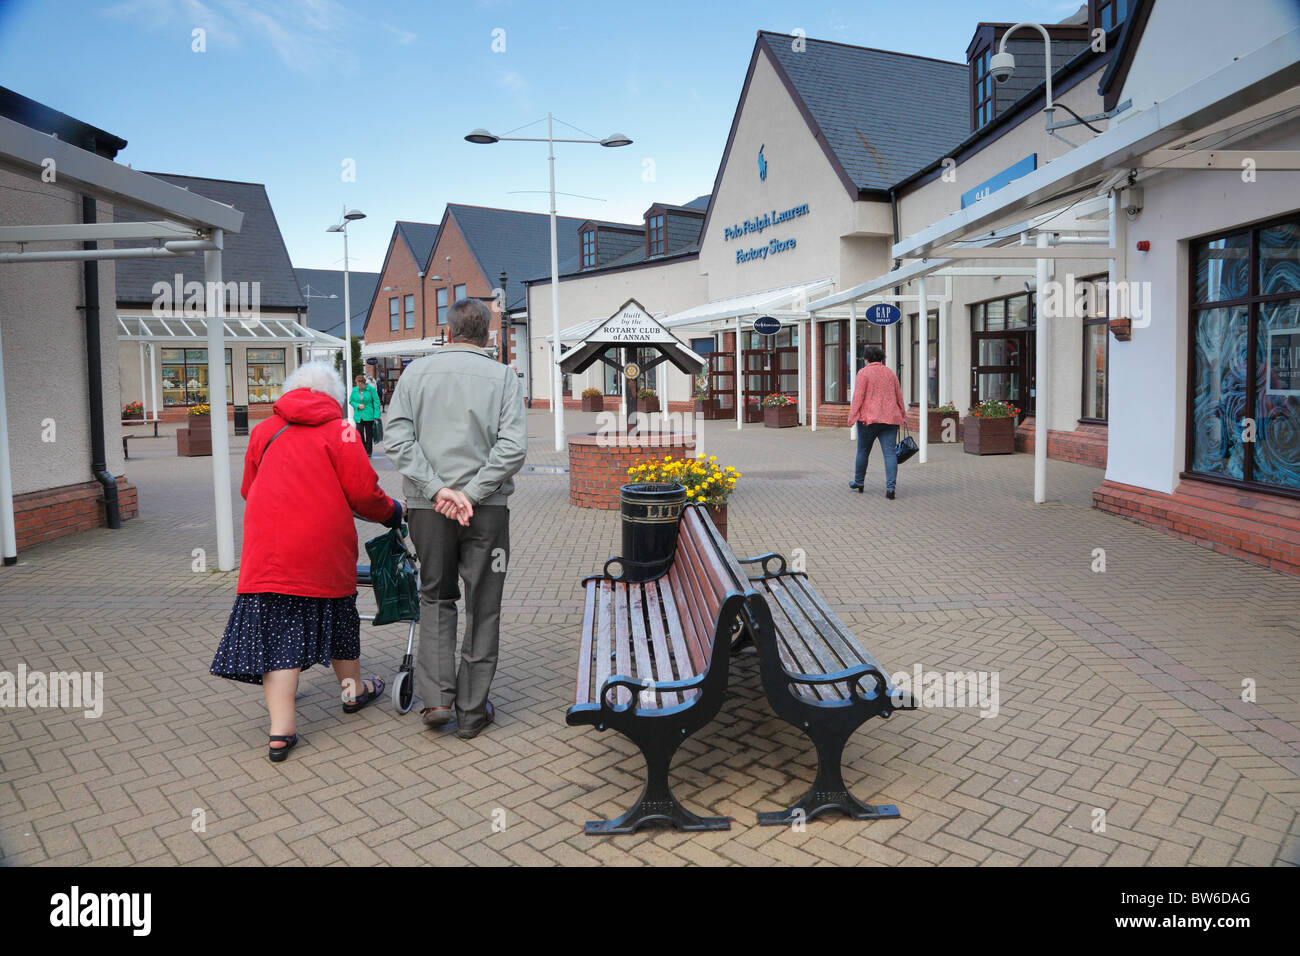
846, 345, 906, 499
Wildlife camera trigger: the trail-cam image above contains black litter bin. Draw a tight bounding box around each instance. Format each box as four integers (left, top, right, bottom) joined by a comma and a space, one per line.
619, 482, 686, 582
233, 404, 249, 437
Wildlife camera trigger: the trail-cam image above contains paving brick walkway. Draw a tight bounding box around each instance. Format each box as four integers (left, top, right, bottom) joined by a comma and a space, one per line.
1, 411, 1297, 866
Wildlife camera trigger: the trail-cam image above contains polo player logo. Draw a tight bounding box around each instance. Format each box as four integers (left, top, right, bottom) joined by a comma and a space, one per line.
758, 144, 767, 181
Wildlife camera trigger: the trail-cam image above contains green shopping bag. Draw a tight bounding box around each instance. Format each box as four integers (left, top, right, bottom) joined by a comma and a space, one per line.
364, 525, 420, 625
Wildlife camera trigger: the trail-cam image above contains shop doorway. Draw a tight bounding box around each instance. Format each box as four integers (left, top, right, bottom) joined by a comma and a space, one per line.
741, 329, 798, 422
970, 329, 1035, 419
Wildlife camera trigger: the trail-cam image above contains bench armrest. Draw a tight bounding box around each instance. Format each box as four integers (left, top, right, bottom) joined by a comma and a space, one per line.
738, 552, 796, 578
783, 663, 907, 707
581, 555, 671, 586
599, 672, 706, 714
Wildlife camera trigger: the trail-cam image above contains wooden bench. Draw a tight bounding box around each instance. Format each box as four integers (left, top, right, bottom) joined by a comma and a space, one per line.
732, 550, 915, 825
568, 503, 914, 834
566, 504, 750, 835
120, 418, 161, 459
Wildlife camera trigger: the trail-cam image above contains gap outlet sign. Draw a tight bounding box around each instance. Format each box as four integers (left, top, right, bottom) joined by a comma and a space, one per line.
724, 201, 811, 264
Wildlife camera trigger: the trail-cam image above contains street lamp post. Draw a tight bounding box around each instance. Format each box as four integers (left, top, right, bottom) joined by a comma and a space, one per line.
328, 207, 366, 421
466, 116, 632, 452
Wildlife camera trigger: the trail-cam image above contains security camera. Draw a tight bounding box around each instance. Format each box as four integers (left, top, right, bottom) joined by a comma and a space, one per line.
990, 51, 1015, 84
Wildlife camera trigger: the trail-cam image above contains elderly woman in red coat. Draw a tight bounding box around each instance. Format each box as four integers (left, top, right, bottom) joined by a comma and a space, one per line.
211, 361, 402, 762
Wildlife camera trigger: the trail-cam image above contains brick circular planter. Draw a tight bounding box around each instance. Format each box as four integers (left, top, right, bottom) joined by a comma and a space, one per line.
568, 431, 696, 509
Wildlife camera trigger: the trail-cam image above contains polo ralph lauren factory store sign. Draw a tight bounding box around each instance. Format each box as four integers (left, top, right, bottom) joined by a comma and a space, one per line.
724, 201, 811, 264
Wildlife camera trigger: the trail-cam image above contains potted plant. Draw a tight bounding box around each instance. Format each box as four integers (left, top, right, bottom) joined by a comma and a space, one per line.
627, 454, 740, 539
963, 400, 1018, 455
637, 386, 660, 413
580, 386, 604, 413
761, 392, 798, 428
122, 401, 144, 423
693, 381, 710, 417
929, 401, 961, 443
178, 403, 214, 457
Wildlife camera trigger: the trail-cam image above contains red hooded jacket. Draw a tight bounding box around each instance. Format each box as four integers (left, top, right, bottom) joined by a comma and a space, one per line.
237, 388, 398, 598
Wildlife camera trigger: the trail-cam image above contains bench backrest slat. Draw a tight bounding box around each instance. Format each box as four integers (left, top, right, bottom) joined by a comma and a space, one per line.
667, 559, 714, 673
626, 584, 657, 705
659, 572, 707, 691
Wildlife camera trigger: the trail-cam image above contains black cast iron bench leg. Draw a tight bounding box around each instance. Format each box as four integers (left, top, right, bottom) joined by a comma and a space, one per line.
586, 723, 730, 835
756, 720, 899, 826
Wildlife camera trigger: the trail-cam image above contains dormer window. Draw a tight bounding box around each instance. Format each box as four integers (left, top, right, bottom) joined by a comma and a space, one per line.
1092, 0, 1129, 32
972, 45, 993, 128
581, 228, 597, 268
647, 214, 665, 256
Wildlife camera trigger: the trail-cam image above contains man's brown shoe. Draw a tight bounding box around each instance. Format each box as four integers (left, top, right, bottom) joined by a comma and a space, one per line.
456, 701, 495, 739
421, 706, 453, 728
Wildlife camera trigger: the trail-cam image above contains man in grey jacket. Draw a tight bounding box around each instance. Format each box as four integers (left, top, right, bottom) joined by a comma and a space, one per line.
384, 298, 527, 738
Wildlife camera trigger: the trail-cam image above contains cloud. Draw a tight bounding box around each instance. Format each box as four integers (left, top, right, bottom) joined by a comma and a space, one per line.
382, 22, 417, 45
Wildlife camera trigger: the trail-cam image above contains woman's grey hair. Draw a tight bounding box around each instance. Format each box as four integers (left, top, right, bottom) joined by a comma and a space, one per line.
283, 360, 346, 407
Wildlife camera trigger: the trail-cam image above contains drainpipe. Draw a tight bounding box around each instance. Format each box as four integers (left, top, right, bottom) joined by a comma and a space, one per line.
82, 195, 121, 529
889, 188, 903, 378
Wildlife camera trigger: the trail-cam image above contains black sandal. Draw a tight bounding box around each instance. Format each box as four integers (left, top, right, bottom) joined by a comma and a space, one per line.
268, 733, 299, 763
342, 677, 385, 714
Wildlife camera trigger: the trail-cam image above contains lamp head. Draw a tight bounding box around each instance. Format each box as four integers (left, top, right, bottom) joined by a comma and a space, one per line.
343, 209, 366, 221
465, 128, 499, 145
600, 133, 633, 148
990, 50, 1015, 83
326, 224, 343, 233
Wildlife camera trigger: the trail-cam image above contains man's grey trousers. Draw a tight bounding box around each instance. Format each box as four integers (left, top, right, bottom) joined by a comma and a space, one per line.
407, 505, 509, 731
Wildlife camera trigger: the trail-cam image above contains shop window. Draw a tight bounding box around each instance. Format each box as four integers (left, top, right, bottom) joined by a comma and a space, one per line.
389, 297, 399, 332
1081, 273, 1109, 422
582, 230, 597, 268
1189, 214, 1300, 493
648, 215, 665, 256
971, 45, 993, 128
818, 321, 882, 404
909, 312, 939, 406
436, 288, 448, 325
404, 295, 415, 329
160, 348, 231, 406
247, 348, 286, 404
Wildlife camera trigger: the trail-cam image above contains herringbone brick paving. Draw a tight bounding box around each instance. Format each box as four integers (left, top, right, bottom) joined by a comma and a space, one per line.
0, 410, 1297, 866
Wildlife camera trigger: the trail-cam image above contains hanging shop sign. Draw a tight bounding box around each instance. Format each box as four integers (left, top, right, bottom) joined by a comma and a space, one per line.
863, 303, 902, 326
753, 316, 782, 336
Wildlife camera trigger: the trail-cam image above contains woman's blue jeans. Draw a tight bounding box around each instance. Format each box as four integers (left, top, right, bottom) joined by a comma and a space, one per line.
854, 423, 899, 491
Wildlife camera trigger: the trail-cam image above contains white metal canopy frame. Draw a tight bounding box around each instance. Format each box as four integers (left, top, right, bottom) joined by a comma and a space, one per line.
807, 23, 1300, 502
0, 114, 245, 569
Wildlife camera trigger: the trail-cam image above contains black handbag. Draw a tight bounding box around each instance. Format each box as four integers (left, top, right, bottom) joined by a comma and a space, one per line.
364, 526, 420, 625
895, 425, 920, 465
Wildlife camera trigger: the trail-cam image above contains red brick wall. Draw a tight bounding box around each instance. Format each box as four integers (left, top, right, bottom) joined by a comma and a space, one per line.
1094, 479, 1300, 576
1016, 419, 1108, 469
14, 477, 138, 551
568, 433, 697, 509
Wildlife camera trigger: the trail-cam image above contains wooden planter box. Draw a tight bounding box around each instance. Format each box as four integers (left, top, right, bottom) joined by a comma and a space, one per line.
581, 395, 604, 412
928, 412, 961, 443
177, 428, 212, 457
963, 416, 1016, 455
638, 396, 660, 413
707, 504, 728, 540
763, 404, 798, 428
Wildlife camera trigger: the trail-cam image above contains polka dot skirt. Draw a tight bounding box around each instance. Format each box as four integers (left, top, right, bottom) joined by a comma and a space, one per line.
210, 592, 361, 685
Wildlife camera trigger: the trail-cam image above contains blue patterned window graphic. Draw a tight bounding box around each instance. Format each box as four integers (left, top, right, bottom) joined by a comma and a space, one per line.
1190, 215, 1300, 492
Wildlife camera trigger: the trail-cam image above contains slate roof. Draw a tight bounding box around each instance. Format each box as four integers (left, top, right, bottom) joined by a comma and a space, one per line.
445, 204, 590, 311
395, 221, 439, 268
539, 195, 707, 280
759, 31, 971, 191
114, 173, 305, 309
295, 267, 381, 339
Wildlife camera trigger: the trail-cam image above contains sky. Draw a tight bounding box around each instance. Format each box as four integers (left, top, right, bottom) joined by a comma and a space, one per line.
0, 0, 1084, 274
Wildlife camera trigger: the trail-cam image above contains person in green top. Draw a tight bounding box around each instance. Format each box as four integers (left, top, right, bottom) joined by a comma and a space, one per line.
349, 374, 381, 455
